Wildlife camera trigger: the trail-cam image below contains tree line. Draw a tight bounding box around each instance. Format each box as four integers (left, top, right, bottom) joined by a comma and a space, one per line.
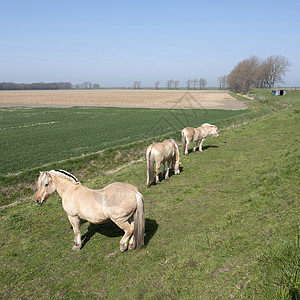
73, 81, 101, 89
0, 82, 73, 90
1, 55, 290, 92
133, 78, 208, 90
227, 55, 290, 93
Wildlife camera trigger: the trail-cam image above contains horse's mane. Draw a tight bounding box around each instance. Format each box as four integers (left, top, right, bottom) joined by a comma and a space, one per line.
50, 169, 79, 184
202, 123, 213, 127
169, 138, 180, 159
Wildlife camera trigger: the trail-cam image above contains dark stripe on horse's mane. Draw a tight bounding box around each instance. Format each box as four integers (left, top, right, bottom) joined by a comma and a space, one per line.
54, 169, 78, 182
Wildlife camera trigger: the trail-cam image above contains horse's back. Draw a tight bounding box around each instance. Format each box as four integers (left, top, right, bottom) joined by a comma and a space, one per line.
182, 127, 196, 139
102, 182, 140, 219
105, 182, 139, 193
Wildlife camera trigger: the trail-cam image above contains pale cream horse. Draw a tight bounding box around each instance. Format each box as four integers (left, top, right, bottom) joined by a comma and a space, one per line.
182, 123, 219, 155
35, 170, 145, 252
146, 138, 181, 187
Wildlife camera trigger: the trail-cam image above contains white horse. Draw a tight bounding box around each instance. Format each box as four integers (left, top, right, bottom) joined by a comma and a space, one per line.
182, 123, 219, 155
35, 170, 145, 252
146, 139, 181, 187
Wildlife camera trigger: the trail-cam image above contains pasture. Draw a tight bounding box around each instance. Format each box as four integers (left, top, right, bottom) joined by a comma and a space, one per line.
0, 106, 246, 176
0, 90, 299, 298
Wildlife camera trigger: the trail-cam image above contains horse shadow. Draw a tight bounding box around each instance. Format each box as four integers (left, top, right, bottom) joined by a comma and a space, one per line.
187, 145, 219, 154
80, 218, 158, 249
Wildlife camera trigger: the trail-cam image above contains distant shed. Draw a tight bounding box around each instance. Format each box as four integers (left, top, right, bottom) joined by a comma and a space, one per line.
272, 89, 286, 96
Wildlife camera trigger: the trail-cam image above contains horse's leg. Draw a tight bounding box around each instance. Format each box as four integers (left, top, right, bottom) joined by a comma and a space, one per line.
165, 161, 170, 180
193, 140, 198, 152
128, 217, 135, 250
161, 163, 165, 178
185, 139, 190, 155
155, 163, 161, 184
68, 215, 82, 251
199, 138, 205, 152
113, 219, 134, 252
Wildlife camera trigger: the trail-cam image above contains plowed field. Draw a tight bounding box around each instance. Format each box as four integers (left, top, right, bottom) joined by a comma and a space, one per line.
0, 89, 247, 110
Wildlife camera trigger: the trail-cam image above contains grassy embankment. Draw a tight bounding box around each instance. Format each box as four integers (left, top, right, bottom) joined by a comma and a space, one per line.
0, 90, 299, 298
0, 104, 249, 207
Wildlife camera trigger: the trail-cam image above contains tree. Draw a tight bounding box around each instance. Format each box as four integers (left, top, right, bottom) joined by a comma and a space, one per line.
0, 82, 73, 90
192, 78, 198, 90
227, 55, 260, 93
174, 80, 180, 89
263, 55, 290, 88
199, 78, 207, 89
218, 75, 227, 89
227, 55, 290, 92
166, 79, 174, 89
93, 83, 101, 89
133, 81, 141, 89
186, 79, 192, 89
155, 81, 160, 90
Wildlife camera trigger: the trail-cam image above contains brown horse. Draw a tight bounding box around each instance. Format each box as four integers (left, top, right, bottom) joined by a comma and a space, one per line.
182, 123, 219, 155
35, 170, 145, 252
146, 138, 181, 187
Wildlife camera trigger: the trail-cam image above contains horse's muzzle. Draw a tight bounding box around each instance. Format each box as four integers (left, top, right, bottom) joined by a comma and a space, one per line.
36, 199, 43, 205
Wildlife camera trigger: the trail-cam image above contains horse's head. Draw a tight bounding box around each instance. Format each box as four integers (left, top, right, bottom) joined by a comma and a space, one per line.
211, 126, 219, 137
173, 159, 181, 175
35, 171, 56, 205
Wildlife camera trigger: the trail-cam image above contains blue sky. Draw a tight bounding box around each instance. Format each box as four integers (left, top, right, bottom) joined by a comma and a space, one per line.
1, 0, 299, 87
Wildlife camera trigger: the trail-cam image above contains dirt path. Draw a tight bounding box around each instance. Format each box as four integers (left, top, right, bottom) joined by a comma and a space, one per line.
0, 89, 248, 110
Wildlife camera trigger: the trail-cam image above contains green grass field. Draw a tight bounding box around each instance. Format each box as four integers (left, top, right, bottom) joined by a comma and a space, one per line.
0, 106, 246, 176
0, 90, 299, 298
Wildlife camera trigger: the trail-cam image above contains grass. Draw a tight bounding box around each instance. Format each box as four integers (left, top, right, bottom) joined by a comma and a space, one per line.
0, 89, 299, 298
0, 106, 246, 176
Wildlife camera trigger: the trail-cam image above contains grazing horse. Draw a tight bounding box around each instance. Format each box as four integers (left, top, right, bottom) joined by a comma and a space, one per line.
146, 138, 181, 187
35, 170, 145, 252
182, 123, 219, 155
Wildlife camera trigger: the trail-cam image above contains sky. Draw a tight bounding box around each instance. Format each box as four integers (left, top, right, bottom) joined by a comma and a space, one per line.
1, 0, 299, 87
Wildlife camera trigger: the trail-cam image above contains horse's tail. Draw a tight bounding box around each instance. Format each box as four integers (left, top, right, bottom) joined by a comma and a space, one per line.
181, 129, 187, 153
146, 146, 155, 186
134, 192, 145, 249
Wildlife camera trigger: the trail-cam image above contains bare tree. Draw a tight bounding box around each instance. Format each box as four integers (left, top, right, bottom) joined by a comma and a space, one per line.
174, 80, 180, 89
227, 55, 290, 92
93, 83, 101, 89
218, 75, 227, 89
186, 79, 192, 89
155, 81, 160, 90
166, 79, 174, 89
133, 81, 142, 89
227, 56, 260, 93
263, 55, 291, 88
192, 78, 198, 90
199, 78, 207, 89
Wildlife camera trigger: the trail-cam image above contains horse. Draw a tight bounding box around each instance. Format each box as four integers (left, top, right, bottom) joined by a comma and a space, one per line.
182, 123, 219, 155
146, 138, 181, 187
35, 169, 145, 253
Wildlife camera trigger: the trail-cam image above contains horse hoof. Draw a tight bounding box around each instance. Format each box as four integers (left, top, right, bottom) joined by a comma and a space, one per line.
71, 245, 80, 251
147, 184, 151, 188
156, 181, 161, 184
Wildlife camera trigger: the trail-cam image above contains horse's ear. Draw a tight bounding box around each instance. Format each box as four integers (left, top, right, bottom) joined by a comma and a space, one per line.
39, 171, 49, 175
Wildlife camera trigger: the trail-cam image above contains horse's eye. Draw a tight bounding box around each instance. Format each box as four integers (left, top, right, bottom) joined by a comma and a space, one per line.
45, 183, 49, 187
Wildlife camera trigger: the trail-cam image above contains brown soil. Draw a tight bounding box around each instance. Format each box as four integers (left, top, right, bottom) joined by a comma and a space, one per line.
0, 89, 248, 110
